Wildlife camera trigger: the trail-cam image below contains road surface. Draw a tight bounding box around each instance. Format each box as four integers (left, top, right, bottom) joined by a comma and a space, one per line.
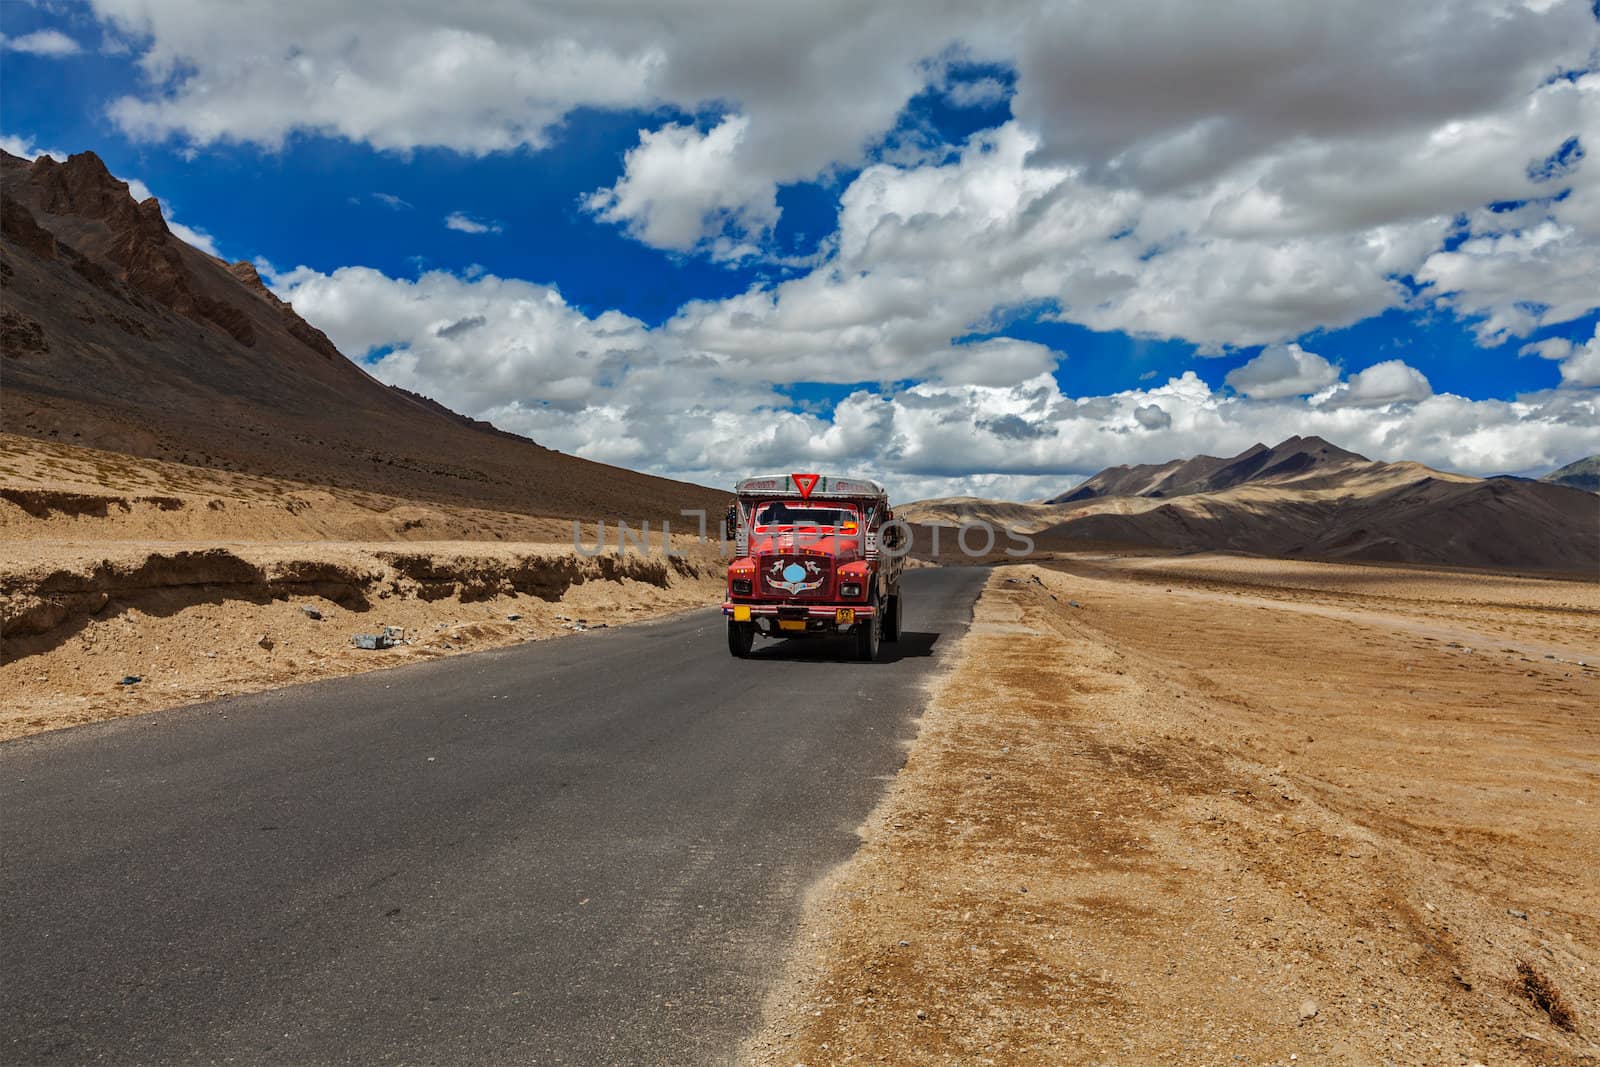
1, 566, 988, 1065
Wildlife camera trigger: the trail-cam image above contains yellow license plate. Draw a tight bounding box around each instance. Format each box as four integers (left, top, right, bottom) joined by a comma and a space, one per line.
732, 605, 751, 621
778, 619, 807, 632
835, 608, 855, 624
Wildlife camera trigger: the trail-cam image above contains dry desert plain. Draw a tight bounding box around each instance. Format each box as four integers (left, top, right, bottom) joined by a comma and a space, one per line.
749, 556, 1600, 1065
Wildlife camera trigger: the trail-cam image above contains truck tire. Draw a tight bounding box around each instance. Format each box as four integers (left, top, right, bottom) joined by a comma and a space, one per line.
728, 620, 755, 658
883, 591, 902, 642
855, 594, 881, 662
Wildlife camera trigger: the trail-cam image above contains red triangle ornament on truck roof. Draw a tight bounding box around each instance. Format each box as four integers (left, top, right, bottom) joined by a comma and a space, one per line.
791, 472, 820, 499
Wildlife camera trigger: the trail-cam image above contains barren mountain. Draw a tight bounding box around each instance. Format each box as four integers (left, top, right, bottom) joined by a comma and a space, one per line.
0, 149, 723, 521
906, 437, 1599, 574
1542, 455, 1600, 493
1047, 434, 1370, 502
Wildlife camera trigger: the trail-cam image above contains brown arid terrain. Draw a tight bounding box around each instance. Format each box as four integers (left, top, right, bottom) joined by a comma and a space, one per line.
0, 433, 725, 741
901, 436, 1599, 574
748, 554, 1600, 1065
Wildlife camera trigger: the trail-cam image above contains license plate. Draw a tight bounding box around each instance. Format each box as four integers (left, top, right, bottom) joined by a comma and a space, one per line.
779, 619, 807, 632
733, 605, 751, 621
835, 608, 855, 624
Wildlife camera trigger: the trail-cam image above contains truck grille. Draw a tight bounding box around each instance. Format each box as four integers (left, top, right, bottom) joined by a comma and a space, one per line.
759, 554, 833, 599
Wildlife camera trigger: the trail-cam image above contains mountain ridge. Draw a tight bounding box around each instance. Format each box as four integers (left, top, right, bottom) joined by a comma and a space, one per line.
904, 437, 1598, 574
1541, 455, 1600, 494
0, 148, 724, 521
1047, 435, 1371, 502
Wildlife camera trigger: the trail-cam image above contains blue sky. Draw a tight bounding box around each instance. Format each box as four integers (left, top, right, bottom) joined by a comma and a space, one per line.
4, 1, 1599, 497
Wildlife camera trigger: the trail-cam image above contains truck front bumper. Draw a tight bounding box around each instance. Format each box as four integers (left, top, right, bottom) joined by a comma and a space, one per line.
722, 602, 875, 620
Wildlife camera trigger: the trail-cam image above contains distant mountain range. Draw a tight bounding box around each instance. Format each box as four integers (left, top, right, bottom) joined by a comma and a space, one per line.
903, 436, 1599, 574
0, 148, 722, 520
1541, 455, 1600, 494
1046, 436, 1369, 502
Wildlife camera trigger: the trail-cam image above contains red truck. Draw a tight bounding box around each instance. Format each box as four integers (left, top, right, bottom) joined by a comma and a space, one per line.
722, 473, 905, 661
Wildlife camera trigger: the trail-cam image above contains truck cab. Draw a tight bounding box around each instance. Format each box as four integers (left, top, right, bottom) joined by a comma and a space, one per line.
722, 473, 904, 661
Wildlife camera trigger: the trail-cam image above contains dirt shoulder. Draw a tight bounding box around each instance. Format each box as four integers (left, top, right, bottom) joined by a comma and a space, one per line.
0, 434, 733, 740
0, 538, 723, 742
1, 434, 730, 740
747, 555, 1600, 1065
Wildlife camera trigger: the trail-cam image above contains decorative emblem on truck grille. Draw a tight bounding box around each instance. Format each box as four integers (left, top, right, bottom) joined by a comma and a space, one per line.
767, 557, 824, 594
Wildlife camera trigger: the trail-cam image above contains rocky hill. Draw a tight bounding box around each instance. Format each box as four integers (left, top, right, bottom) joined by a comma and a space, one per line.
0, 149, 723, 521
904, 437, 1599, 574
1542, 455, 1600, 494
1047, 435, 1369, 502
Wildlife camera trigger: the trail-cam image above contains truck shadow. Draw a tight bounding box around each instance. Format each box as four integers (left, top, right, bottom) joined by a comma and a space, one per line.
748, 630, 940, 664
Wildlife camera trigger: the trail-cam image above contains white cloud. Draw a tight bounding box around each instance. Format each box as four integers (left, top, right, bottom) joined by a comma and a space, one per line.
1225, 343, 1341, 399
943, 75, 1009, 109
88, 0, 960, 182
0, 133, 66, 161
100, 1, 1600, 495
73, 1, 1600, 354
1009, 0, 1593, 190
664, 121, 1440, 354
1133, 403, 1171, 429
268, 260, 1600, 498
444, 212, 502, 235
1521, 337, 1573, 361
1414, 72, 1600, 342
1523, 323, 1600, 387
1325, 359, 1434, 408
2, 30, 82, 56
373, 192, 412, 210
167, 220, 222, 257
585, 115, 778, 260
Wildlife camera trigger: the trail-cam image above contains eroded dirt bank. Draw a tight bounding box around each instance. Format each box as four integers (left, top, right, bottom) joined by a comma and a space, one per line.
0, 434, 728, 740
0, 540, 722, 741
748, 556, 1599, 1065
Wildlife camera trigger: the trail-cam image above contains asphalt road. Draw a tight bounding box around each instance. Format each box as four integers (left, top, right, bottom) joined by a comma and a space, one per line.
1, 566, 988, 1066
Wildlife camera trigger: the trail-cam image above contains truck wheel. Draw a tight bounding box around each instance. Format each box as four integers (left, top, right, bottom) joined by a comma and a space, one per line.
855, 595, 881, 662
884, 592, 902, 642
728, 620, 755, 658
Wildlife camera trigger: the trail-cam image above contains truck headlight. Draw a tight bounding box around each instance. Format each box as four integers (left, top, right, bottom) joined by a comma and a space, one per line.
732, 578, 752, 596
840, 582, 861, 598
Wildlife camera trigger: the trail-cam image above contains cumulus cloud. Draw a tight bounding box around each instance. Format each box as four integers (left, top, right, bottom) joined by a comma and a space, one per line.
444, 212, 502, 235
1133, 403, 1172, 429
83, 0, 1600, 319
664, 121, 1438, 353
1415, 72, 1600, 342
269, 261, 1600, 497
372, 192, 413, 210
585, 115, 779, 260
1523, 323, 1600, 387
942, 75, 1009, 109
1, 133, 66, 161
89, 0, 962, 185
2, 30, 82, 56
1324, 359, 1434, 408
1225, 343, 1341, 399
166, 220, 222, 257
95, 0, 1600, 494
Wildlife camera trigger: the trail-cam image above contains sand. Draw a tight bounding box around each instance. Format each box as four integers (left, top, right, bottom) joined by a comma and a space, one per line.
747, 554, 1600, 1065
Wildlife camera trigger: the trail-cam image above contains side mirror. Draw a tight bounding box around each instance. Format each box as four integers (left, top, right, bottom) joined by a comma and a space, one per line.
724, 506, 738, 540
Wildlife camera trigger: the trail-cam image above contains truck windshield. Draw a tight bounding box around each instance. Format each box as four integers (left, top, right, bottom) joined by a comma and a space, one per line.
754, 502, 857, 529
